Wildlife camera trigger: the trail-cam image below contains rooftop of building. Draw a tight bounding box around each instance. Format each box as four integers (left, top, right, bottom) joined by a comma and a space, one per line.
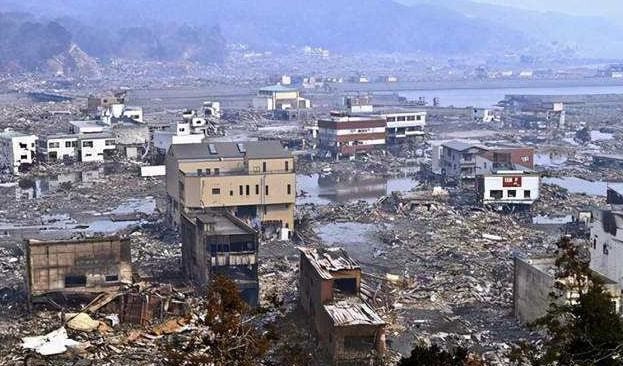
26, 235, 126, 246
516, 255, 617, 285
259, 84, 298, 93
298, 247, 360, 280
43, 133, 80, 140
169, 141, 291, 161
0, 129, 35, 139
185, 211, 257, 236
323, 298, 385, 327
320, 112, 386, 123
442, 140, 488, 152
371, 107, 427, 116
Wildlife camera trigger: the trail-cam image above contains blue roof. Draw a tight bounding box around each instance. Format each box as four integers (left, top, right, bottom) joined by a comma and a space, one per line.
259, 84, 297, 93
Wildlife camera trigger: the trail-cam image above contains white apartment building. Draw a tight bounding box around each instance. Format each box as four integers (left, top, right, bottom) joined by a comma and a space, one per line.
38, 133, 116, 162
153, 121, 205, 154
0, 129, 38, 174
589, 185, 623, 290
378, 110, 426, 143
476, 170, 540, 206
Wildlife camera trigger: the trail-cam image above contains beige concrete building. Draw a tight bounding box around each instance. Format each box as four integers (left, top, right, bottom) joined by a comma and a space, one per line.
166, 141, 295, 235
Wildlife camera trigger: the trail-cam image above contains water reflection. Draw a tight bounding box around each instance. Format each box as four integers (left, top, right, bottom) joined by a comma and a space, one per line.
297, 174, 418, 205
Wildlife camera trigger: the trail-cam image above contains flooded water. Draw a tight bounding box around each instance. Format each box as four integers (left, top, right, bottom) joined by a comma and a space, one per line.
542, 177, 610, 196
534, 152, 569, 168
532, 215, 573, 225
315, 222, 389, 260
296, 174, 418, 205
400, 85, 623, 108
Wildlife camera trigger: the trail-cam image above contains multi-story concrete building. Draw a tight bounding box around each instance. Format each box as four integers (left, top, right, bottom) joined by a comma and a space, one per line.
166, 141, 295, 235
476, 169, 540, 206
318, 112, 386, 159
298, 247, 386, 365
376, 109, 426, 143
589, 185, 623, 290
153, 121, 205, 155
38, 133, 116, 162
181, 210, 259, 306
0, 129, 38, 174
252, 84, 310, 111
437, 141, 534, 180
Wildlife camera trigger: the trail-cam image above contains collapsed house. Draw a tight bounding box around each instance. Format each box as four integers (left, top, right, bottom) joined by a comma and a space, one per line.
181, 210, 259, 306
165, 141, 295, 236
298, 247, 386, 365
25, 236, 132, 301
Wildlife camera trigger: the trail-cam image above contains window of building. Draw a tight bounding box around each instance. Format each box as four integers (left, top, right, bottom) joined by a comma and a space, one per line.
407, 115, 415, 121
214, 168, 220, 175
49, 142, 60, 148
593, 238, 597, 249
604, 243, 609, 255
82, 141, 93, 148
65, 141, 72, 148
179, 181, 185, 198
265, 185, 269, 195
230, 190, 234, 196
507, 190, 517, 198
490, 190, 503, 199
239, 185, 243, 195
105, 139, 115, 146
246, 185, 250, 195
197, 169, 203, 176
20, 155, 27, 160
387, 117, 396, 122
287, 184, 291, 194
212, 188, 221, 195
524, 190, 531, 198
85, 153, 92, 157
255, 184, 259, 195
285, 161, 289, 171
262, 162, 267, 172
206, 168, 211, 175
19, 142, 27, 149
416, 115, 422, 121
64, 275, 87, 287
397, 116, 406, 121
105, 275, 118, 282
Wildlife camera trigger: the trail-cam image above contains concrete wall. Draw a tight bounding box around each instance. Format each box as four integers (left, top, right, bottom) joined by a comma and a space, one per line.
80, 137, 115, 162
590, 211, 623, 289
513, 257, 557, 324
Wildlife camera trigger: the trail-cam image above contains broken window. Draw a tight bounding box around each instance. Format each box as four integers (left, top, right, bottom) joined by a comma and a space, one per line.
19, 142, 27, 149
65, 141, 72, 148
333, 277, 357, 295
604, 243, 609, 255
214, 168, 220, 175
508, 190, 517, 198
490, 190, 503, 199
64, 275, 87, 288
524, 190, 531, 198
344, 335, 376, 351
82, 141, 93, 148
407, 115, 415, 121
49, 142, 60, 148
212, 188, 220, 195
105, 139, 115, 146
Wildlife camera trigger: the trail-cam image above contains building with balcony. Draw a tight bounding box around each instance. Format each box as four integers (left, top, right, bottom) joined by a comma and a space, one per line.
166, 141, 295, 235
181, 210, 259, 306
0, 129, 38, 174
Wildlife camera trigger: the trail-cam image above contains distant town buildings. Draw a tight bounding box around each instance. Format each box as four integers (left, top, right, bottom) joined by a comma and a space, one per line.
0, 129, 37, 174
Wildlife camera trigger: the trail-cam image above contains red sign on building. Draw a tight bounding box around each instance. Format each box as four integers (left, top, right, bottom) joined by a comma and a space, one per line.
502, 176, 522, 187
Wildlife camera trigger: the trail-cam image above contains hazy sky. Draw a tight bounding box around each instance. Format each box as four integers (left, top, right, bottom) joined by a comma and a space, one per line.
474, 0, 623, 18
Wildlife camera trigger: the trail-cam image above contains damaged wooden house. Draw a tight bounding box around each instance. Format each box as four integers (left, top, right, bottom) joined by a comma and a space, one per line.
181, 210, 259, 306
298, 247, 386, 365
25, 236, 132, 303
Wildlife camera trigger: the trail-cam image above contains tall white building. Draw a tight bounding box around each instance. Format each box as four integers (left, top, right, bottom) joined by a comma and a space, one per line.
0, 129, 38, 174
589, 185, 623, 290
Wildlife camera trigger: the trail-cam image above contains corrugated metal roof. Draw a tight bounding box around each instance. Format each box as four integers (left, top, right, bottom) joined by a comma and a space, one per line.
298, 247, 360, 280
323, 299, 385, 326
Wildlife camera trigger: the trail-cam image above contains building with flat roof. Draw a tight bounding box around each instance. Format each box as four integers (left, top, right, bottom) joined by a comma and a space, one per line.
252, 84, 310, 111
476, 169, 540, 206
166, 141, 295, 234
318, 112, 386, 159
0, 129, 38, 174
